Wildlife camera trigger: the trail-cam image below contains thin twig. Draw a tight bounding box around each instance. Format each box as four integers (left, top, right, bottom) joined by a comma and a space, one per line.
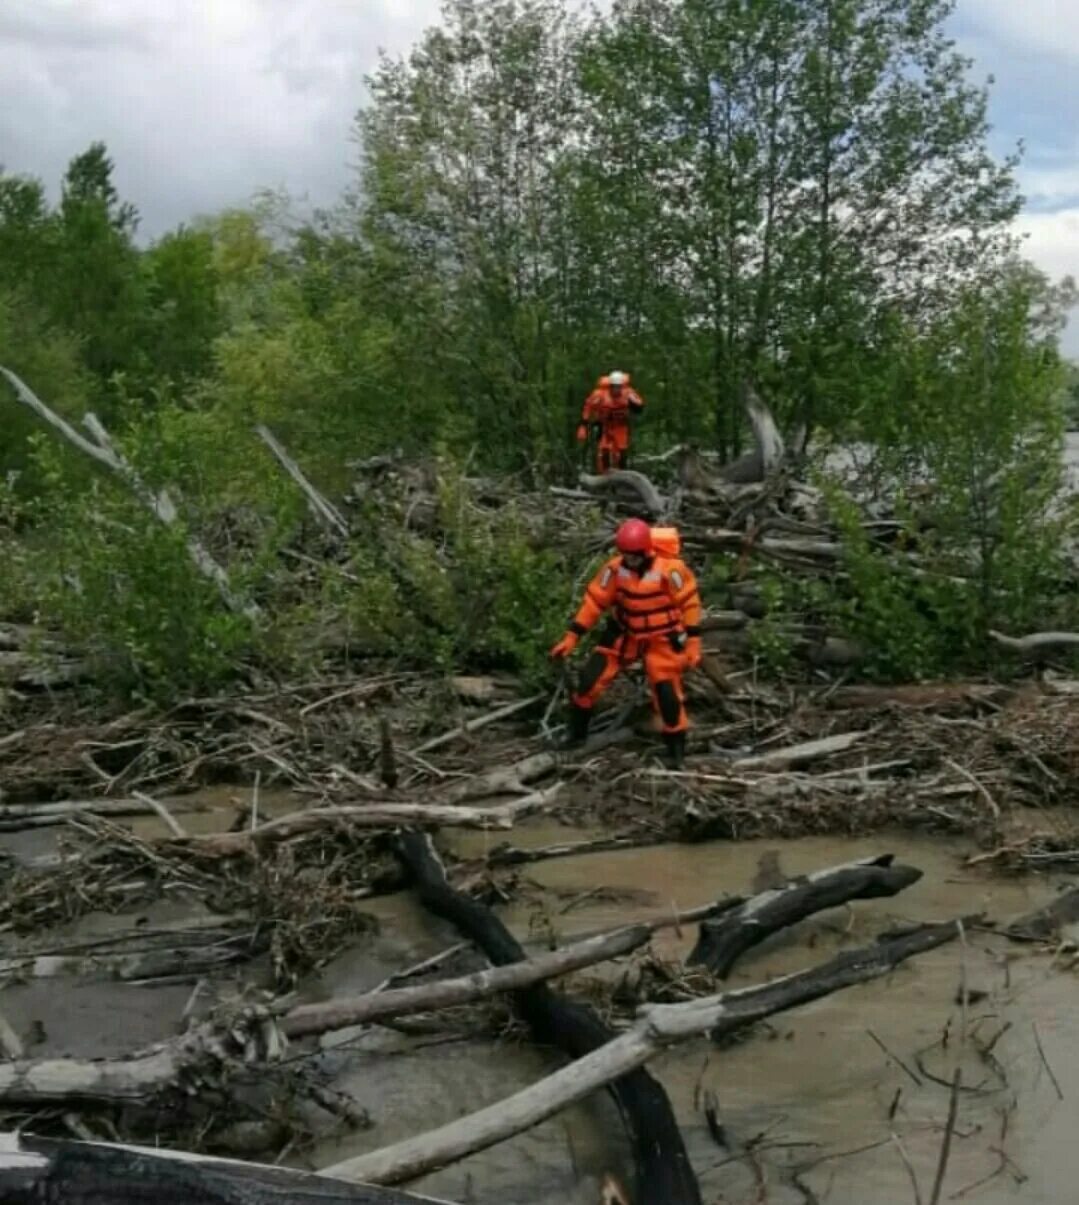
867, 1028, 922, 1086
1032, 1022, 1064, 1100
891, 1133, 925, 1205
928, 1068, 961, 1205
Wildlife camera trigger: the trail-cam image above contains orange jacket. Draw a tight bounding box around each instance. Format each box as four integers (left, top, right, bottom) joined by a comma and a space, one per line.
570, 551, 701, 641
577, 383, 645, 441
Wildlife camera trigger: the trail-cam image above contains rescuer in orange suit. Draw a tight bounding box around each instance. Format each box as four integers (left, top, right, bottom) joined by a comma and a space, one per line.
550, 519, 702, 768
577, 370, 645, 473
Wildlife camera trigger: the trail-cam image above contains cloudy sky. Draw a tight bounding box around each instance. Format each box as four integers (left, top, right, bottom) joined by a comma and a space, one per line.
3, 0, 1078, 343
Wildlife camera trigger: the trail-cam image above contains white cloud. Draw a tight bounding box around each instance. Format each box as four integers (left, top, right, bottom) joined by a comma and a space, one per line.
956, 0, 1079, 63
0, 0, 442, 235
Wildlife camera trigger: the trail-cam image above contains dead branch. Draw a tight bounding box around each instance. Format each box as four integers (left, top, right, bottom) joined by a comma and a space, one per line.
282, 924, 652, 1038
326, 919, 966, 1187
256, 423, 350, 537
412, 693, 545, 756
1, 366, 258, 619
688, 854, 923, 977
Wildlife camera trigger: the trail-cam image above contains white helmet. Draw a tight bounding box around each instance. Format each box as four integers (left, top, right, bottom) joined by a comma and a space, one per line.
608, 370, 627, 387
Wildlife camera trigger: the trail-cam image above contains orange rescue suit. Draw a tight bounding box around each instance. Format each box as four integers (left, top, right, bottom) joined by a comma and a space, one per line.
567, 531, 701, 734
577, 380, 645, 473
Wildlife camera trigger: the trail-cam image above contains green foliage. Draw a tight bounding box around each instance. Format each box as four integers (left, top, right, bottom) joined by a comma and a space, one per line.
21, 436, 258, 700
818, 275, 1078, 679
0, 3, 1075, 701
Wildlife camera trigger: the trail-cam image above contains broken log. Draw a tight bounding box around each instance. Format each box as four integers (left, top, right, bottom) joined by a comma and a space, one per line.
390, 832, 702, 1204
328, 918, 965, 1187
688, 854, 922, 977
0, 1131, 453, 1204
256, 423, 350, 538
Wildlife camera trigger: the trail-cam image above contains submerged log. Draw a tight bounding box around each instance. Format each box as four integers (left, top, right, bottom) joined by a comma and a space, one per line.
0, 922, 267, 983
0, 1131, 453, 1204
329, 919, 965, 1187
390, 833, 702, 1205
688, 854, 923, 977
1005, 888, 1079, 943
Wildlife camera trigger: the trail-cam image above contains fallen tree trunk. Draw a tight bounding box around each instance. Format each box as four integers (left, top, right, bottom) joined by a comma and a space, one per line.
0, 1131, 454, 1204
578, 470, 667, 519
688, 854, 922, 977
327, 918, 966, 1187
389, 832, 702, 1204
1, 366, 258, 620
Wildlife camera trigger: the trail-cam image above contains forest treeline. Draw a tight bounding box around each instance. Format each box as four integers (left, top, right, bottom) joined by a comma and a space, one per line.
1, 0, 1077, 697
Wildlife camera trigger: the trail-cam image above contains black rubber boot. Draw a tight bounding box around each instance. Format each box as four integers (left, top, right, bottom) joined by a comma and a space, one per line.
563, 704, 593, 748
662, 730, 686, 770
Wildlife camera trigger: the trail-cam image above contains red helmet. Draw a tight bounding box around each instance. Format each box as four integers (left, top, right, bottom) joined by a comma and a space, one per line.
615, 518, 652, 554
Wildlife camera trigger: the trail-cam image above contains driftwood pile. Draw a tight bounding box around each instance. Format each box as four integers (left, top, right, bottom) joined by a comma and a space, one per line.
1, 370, 1078, 1200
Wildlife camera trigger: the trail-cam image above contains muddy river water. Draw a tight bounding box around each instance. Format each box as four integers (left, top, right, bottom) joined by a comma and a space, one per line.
3, 804, 1077, 1204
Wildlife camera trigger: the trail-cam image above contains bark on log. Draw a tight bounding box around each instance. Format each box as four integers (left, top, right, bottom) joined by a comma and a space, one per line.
327, 919, 965, 1187
0, 1132, 453, 1204
256, 423, 350, 538
390, 832, 702, 1205
688, 854, 923, 977
1, 366, 258, 619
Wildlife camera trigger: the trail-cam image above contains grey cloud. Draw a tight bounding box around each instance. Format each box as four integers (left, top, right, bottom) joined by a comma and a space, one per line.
0, 0, 441, 236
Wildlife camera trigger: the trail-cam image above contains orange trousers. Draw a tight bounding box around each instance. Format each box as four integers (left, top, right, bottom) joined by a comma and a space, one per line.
572, 632, 689, 734
595, 423, 631, 474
